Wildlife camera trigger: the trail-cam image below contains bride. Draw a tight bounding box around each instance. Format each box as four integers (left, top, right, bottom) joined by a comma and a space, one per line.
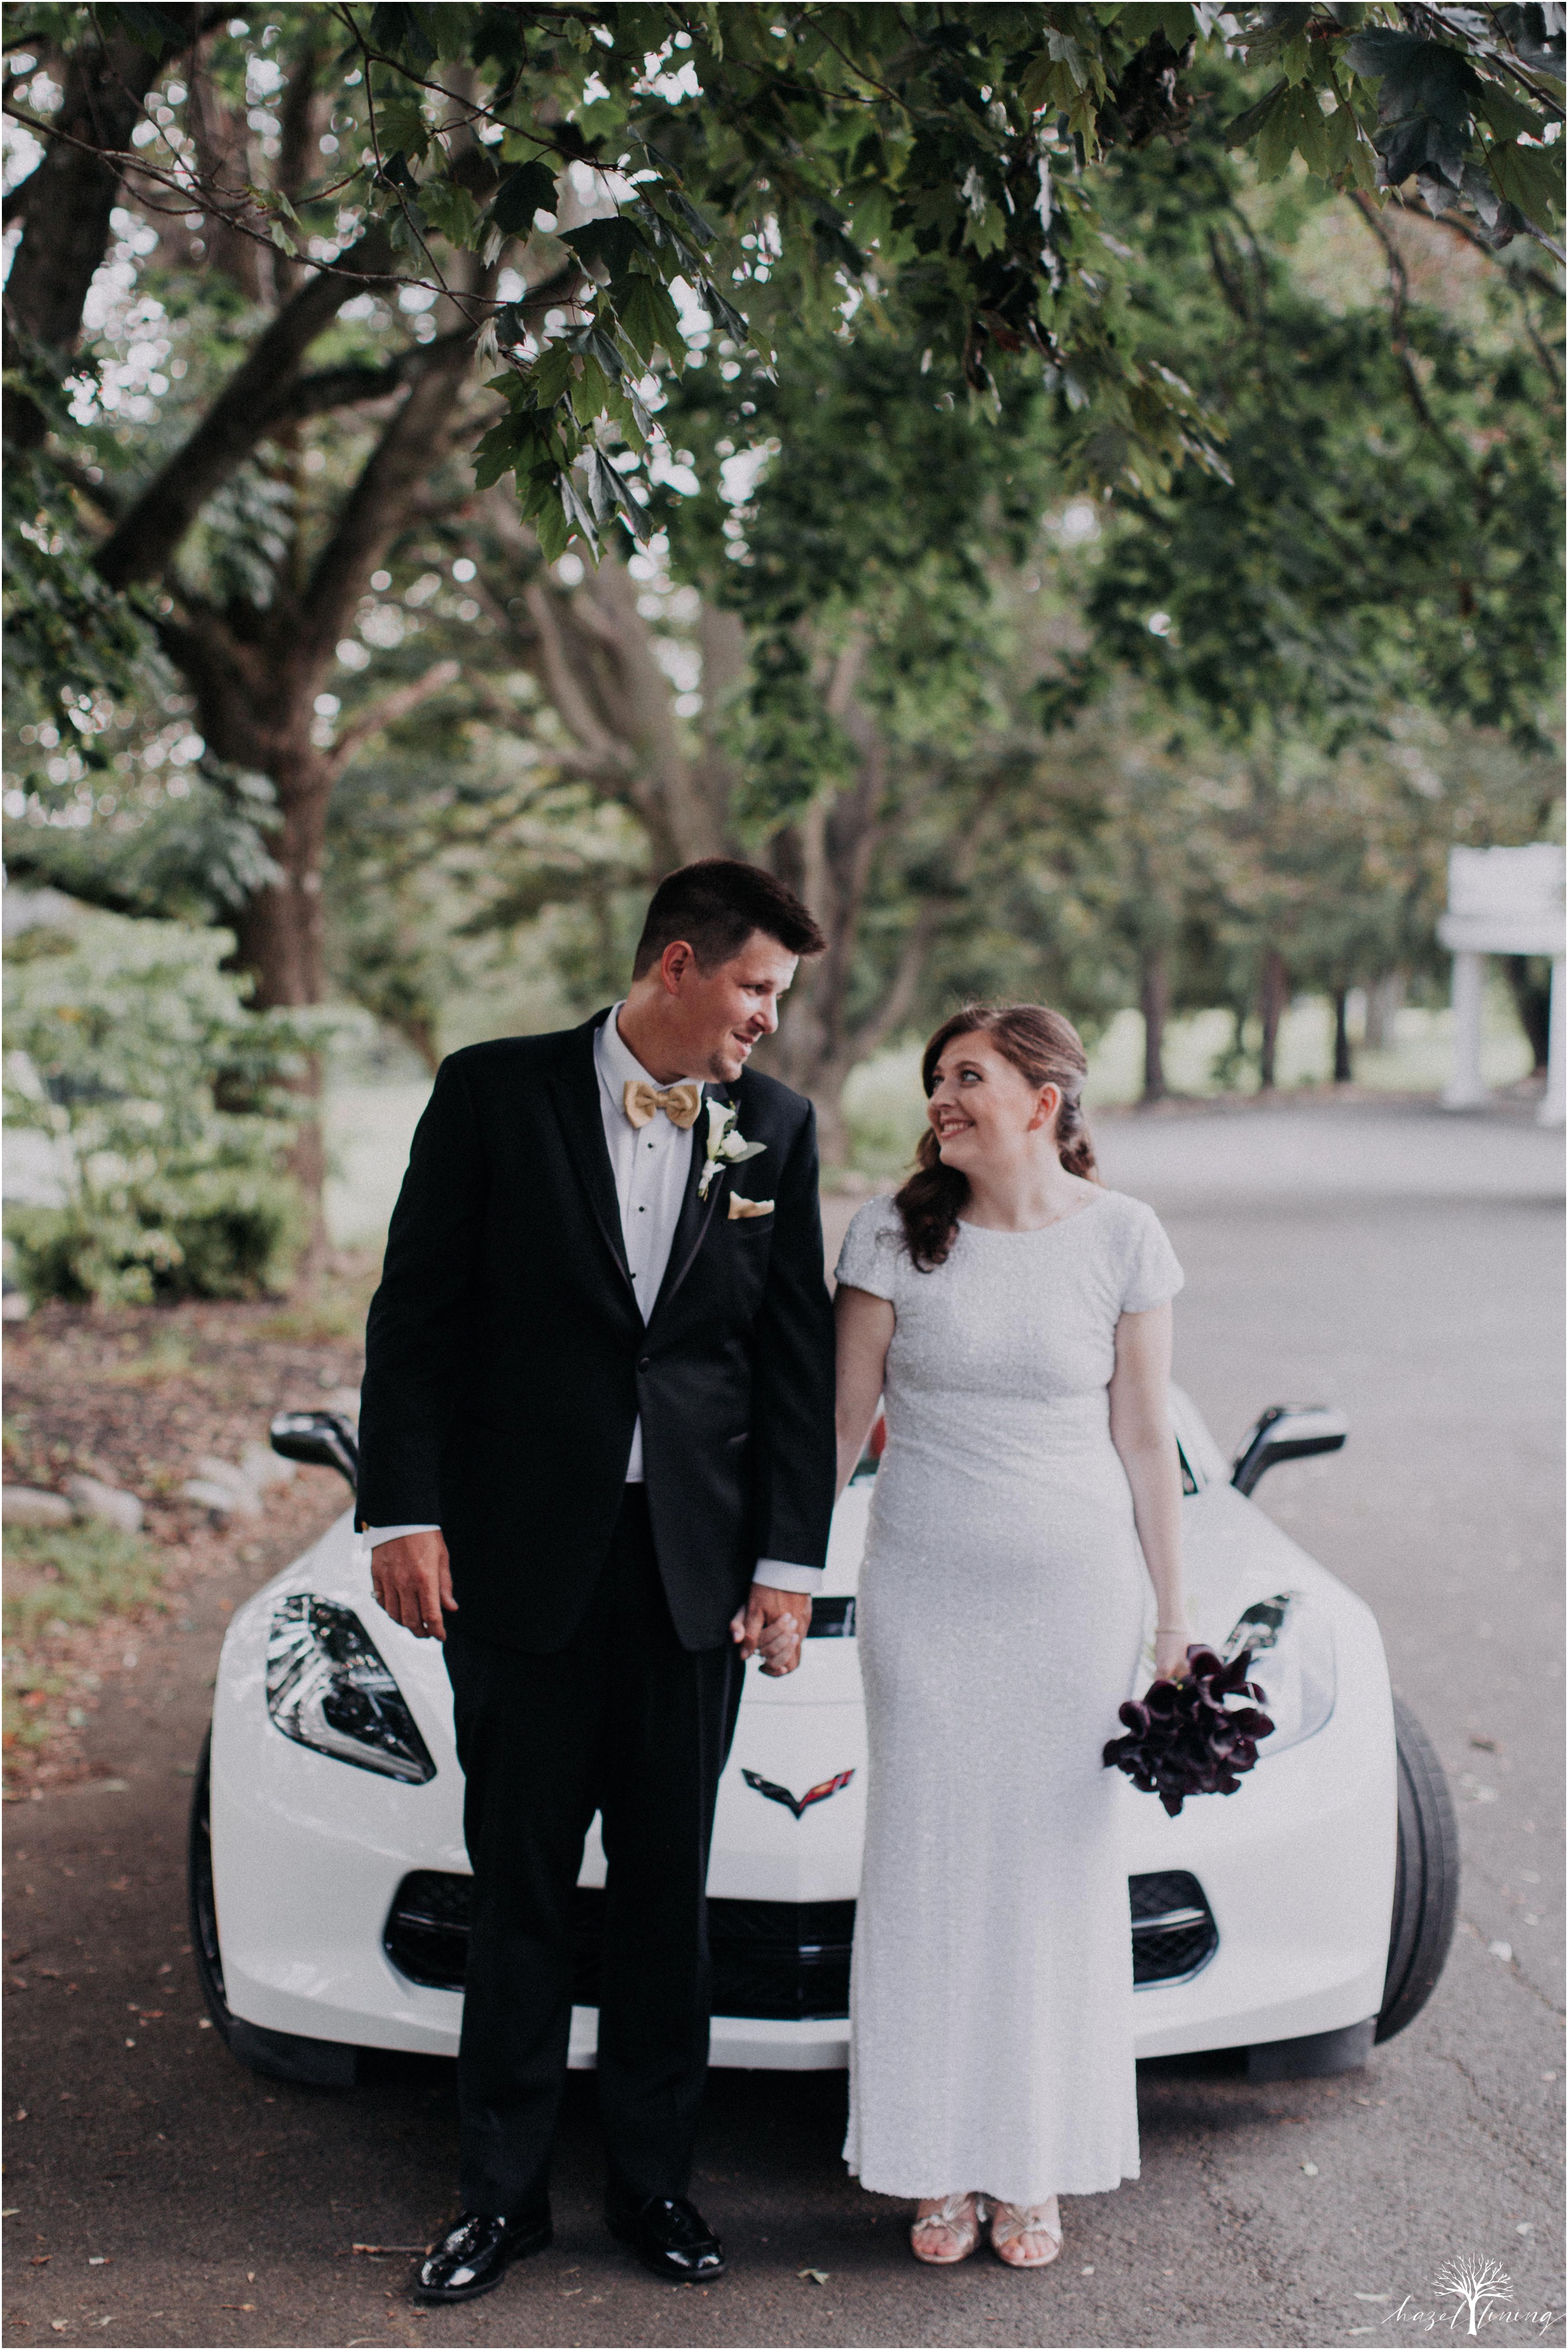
832, 1004, 1189, 2268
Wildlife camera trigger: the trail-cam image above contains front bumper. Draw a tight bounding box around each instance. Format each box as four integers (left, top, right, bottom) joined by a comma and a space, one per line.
211, 1510, 1395, 2070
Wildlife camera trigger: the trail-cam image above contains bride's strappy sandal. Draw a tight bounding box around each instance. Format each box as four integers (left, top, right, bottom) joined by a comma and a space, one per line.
988, 2194, 1062, 2269
910, 2191, 985, 2264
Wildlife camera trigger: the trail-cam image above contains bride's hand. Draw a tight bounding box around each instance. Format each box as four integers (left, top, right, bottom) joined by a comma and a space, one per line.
1153, 1625, 1191, 1682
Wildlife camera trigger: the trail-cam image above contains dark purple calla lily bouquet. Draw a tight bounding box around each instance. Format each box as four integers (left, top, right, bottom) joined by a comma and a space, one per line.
1103, 1645, 1275, 1817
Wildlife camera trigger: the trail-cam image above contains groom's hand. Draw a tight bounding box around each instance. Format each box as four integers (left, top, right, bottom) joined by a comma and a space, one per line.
371, 1530, 457, 1641
730, 1584, 811, 1676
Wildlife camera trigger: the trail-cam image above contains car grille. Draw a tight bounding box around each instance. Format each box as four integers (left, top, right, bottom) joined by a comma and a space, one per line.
384, 1868, 1217, 2011
1130, 1870, 1219, 1986
383, 1877, 856, 2019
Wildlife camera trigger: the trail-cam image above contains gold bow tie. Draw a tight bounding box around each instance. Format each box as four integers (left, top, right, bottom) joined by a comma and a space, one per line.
623, 1077, 703, 1130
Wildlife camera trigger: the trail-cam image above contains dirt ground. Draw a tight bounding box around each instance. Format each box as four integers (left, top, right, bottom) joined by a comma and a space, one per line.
3, 1269, 376, 1795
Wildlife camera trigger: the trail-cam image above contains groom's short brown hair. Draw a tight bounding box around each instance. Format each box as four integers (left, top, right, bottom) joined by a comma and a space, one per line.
632, 857, 827, 978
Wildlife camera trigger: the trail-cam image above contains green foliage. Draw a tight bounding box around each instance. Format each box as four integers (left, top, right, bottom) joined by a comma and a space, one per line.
4, 766, 283, 923
1067, 109, 1564, 745
2, 909, 319, 1303
13, 3, 1558, 574
657, 322, 1055, 832
1, 447, 164, 779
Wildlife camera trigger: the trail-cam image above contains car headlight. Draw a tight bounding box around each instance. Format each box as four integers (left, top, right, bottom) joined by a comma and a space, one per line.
1222, 1590, 1335, 1756
266, 1596, 436, 1785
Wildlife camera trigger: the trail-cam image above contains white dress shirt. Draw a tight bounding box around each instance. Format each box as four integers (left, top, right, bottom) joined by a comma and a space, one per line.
366, 1005, 821, 1594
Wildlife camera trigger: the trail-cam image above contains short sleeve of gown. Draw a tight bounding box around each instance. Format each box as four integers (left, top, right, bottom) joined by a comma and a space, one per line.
1120, 1198, 1185, 1313
834, 1197, 903, 1302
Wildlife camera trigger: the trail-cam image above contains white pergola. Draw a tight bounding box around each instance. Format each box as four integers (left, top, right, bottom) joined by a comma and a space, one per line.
1438, 844, 1565, 1129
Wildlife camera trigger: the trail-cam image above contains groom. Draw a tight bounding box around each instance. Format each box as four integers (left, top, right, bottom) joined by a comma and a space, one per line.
356, 859, 837, 2304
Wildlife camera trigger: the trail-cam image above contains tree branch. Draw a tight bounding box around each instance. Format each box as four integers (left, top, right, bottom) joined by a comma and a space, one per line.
263, 331, 476, 428
299, 325, 479, 659
522, 580, 632, 778
326, 659, 461, 774
846, 897, 945, 1064
95, 221, 397, 590
2, 8, 208, 451
1385, 191, 1564, 393
1348, 191, 1453, 448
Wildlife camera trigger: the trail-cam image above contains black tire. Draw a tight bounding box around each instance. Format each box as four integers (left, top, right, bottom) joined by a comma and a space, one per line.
187, 1723, 358, 2087
1376, 1694, 1460, 2043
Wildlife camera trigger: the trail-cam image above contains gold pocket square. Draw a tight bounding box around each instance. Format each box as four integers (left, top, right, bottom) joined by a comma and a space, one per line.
728, 1194, 775, 1220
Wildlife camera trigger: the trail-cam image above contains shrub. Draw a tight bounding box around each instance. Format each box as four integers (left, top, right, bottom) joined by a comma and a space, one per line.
3, 906, 330, 1303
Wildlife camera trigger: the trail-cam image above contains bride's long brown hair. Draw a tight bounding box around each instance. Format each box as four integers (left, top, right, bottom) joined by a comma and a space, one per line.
894, 1004, 1099, 1271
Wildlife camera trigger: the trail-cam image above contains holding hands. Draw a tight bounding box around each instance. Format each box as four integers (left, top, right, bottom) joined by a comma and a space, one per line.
731, 1583, 812, 1675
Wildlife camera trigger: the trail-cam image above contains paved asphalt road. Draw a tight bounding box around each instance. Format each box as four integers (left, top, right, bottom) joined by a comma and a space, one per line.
5, 1098, 1562, 2350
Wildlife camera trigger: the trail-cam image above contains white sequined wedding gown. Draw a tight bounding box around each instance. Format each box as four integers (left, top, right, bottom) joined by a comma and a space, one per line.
835, 1187, 1184, 2205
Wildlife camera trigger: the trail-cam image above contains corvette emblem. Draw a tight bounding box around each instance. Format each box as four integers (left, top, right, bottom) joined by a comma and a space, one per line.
741, 1767, 854, 1819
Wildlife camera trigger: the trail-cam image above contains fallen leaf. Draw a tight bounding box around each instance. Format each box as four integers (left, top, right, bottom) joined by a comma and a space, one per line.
351, 2245, 426, 2255
219, 2305, 256, 2312
1355, 2292, 1391, 2302
798, 2268, 830, 2284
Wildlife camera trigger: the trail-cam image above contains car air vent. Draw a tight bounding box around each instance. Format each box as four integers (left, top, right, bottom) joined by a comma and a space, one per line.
1130, 1869, 1218, 1987
383, 1874, 856, 2018
382, 1870, 473, 1989
386, 1868, 1216, 2012
806, 1597, 856, 1638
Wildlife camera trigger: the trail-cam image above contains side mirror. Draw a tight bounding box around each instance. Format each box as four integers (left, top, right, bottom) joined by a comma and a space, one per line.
270, 1410, 359, 1493
1231, 1405, 1346, 1498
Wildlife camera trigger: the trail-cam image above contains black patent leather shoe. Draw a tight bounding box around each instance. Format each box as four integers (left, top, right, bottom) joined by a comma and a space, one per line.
413, 2208, 551, 2303
606, 2191, 726, 2282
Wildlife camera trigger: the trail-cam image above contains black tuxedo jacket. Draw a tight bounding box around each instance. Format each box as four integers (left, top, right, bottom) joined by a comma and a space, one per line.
355, 1010, 837, 1654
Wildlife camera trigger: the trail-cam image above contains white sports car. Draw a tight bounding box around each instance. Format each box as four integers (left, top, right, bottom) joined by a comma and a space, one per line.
191, 1389, 1457, 2092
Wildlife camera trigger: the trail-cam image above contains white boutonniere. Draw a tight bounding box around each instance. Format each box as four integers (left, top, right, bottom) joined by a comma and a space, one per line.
698, 1099, 767, 1199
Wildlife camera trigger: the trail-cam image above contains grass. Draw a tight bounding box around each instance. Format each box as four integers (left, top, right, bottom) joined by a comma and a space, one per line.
101, 1328, 194, 1382
3, 1519, 165, 1751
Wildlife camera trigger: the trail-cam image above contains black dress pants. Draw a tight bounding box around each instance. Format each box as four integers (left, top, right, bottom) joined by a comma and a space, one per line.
443, 1487, 745, 2217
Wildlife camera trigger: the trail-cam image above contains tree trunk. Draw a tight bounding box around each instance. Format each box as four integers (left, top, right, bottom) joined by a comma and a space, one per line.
1505, 956, 1552, 1072
805, 1054, 856, 1171
1332, 986, 1354, 1084
1258, 950, 1288, 1091
2, 14, 203, 450
1140, 952, 1169, 1104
